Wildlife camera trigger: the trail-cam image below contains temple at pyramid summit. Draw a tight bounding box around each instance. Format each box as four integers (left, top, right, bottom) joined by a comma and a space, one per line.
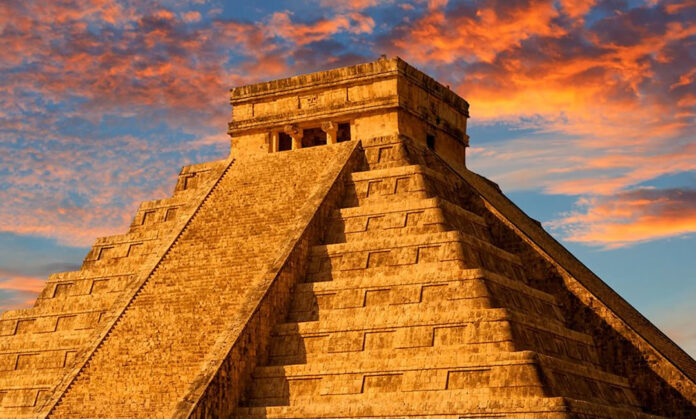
1, 57, 696, 418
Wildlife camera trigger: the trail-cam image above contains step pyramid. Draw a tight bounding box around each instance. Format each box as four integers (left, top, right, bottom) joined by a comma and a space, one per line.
0, 57, 694, 418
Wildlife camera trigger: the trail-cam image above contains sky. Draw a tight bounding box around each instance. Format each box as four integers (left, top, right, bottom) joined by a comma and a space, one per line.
0, 0, 694, 356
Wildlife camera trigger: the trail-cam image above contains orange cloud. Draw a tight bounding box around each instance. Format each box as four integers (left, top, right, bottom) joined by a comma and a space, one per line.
387, 0, 566, 63
546, 142, 696, 196
181, 11, 201, 23
548, 188, 696, 248
267, 11, 374, 46
559, 0, 597, 19
0, 270, 46, 310
0, 274, 46, 294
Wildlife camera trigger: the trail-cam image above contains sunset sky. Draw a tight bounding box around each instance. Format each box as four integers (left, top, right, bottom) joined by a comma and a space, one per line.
0, 0, 694, 355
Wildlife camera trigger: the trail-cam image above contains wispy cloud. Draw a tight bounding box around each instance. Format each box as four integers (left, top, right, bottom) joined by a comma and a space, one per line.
0, 269, 46, 310
548, 188, 696, 248
0, 270, 46, 294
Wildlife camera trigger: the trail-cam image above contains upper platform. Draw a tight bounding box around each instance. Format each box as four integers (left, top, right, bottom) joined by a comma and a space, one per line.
228, 57, 471, 168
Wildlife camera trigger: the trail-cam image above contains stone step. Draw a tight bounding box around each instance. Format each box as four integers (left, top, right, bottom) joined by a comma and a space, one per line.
359, 135, 412, 169
45, 269, 136, 284
269, 341, 515, 366
334, 197, 487, 231
304, 259, 463, 282
246, 351, 637, 408
171, 159, 227, 193
244, 385, 547, 409
288, 268, 563, 324
313, 231, 517, 262
127, 193, 198, 232
81, 248, 154, 269
0, 364, 67, 388
270, 306, 599, 367
0, 327, 95, 352
307, 231, 525, 284
343, 162, 471, 210
327, 197, 488, 244
34, 275, 133, 305
235, 395, 660, 419
28, 292, 122, 314
343, 165, 437, 207
256, 350, 628, 386
0, 302, 109, 326
348, 164, 448, 185
0, 387, 52, 412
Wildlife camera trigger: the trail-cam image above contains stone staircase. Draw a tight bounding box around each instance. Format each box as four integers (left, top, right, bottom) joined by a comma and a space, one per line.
45, 143, 358, 417
235, 136, 663, 418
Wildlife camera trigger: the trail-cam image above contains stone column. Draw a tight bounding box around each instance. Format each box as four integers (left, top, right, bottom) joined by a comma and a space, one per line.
283, 125, 303, 150
321, 121, 338, 145
270, 132, 279, 152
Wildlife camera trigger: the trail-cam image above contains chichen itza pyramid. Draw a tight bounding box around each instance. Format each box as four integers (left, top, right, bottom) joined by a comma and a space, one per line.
0, 57, 695, 418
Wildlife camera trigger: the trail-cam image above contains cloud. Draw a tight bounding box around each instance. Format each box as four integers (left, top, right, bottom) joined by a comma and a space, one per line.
548, 188, 696, 248
0, 269, 46, 310
382, 0, 566, 63
0, 270, 46, 294
559, 0, 597, 20
267, 11, 374, 46
181, 10, 201, 23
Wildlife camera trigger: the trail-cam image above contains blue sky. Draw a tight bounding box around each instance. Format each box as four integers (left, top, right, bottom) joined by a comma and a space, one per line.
0, 0, 694, 355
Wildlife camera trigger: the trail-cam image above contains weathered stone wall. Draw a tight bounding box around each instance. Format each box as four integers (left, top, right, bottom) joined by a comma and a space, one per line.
397, 110, 467, 168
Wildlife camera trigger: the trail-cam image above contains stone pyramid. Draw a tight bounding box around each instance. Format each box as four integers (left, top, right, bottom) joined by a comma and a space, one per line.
0, 57, 695, 418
